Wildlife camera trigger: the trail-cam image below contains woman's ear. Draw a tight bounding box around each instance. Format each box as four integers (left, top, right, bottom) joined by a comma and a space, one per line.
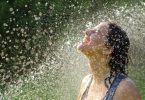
103, 46, 113, 55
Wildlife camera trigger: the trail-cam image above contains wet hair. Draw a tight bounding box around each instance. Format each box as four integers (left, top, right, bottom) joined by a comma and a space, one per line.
105, 22, 130, 88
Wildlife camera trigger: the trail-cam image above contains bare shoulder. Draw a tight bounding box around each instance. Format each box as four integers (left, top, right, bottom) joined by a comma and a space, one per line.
114, 77, 141, 100
79, 74, 92, 92
82, 74, 92, 86
77, 74, 92, 100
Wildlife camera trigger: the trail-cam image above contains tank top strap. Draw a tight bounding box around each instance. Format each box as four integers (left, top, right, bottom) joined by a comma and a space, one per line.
104, 73, 127, 100
81, 74, 93, 100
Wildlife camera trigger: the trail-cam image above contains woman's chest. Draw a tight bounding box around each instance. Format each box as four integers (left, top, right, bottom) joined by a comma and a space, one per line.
86, 85, 107, 100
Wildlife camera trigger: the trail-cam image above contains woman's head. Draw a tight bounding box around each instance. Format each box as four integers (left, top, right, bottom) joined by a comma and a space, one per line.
77, 22, 110, 56
77, 21, 130, 76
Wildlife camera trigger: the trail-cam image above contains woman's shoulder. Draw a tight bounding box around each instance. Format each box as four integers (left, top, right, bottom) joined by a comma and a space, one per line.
80, 74, 92, 89
77, 74, 92, 100
82, 74, 92, 84
114, 77, 141, 100
79, 74, 92, 92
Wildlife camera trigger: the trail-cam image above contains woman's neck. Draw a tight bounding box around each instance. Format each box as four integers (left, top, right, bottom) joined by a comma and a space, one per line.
87, 54, 110, 85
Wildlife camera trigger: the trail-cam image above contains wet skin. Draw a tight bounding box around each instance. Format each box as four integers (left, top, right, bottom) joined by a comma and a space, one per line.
77, 22, 141, 100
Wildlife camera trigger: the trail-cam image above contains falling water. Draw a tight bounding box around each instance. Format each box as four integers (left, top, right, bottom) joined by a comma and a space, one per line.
0, 0, 145, 100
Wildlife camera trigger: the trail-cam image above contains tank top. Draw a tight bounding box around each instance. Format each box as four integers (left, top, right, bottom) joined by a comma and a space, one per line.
81, 73, 127, 100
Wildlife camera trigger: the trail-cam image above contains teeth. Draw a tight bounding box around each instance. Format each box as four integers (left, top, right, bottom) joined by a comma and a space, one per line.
82, 36, 90, 45
82, 41, 90, 45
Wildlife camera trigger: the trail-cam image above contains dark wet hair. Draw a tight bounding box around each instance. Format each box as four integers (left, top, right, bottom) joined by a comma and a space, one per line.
105, 22, 130, 88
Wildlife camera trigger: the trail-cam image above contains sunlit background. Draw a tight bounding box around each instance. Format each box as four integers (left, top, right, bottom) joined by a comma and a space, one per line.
0, 0, 145, 100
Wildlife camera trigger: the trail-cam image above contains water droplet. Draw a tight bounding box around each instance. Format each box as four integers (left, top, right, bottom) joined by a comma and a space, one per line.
37, 2, 41, 5
3, 23, 8, 27
25, 5, 28, 7
45, 2, 48, 6
9, 8, 13, 12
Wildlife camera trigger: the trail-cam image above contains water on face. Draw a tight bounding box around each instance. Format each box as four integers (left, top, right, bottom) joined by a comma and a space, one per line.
0, 1, 145, 100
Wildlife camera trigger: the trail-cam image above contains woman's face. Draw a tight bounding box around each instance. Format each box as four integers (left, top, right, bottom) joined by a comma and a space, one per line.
77, 22, 110, 56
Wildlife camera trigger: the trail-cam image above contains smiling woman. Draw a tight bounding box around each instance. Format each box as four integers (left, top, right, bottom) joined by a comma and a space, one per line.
77, 22, 109, 57
76, 21, 141, 100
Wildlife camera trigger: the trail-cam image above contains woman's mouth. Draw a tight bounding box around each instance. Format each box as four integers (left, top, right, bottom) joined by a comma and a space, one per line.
77, 36, 91, 51
82, 37, 90, 45
82, 36, 90, 44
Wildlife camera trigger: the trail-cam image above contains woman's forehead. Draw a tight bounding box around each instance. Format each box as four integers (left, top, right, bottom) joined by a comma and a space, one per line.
84, 22, 109, 34
90, 22, 109, 34
94, 22, 109, 30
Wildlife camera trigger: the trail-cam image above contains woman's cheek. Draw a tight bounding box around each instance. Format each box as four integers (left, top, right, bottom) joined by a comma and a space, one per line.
89, 38, 98, 45
90, 35, 103, 46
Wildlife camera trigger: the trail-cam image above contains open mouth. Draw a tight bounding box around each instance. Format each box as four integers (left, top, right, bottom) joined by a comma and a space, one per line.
82, 37, 90, 45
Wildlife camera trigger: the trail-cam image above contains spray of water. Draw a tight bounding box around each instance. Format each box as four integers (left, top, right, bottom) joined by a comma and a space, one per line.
1, 1, 145, 100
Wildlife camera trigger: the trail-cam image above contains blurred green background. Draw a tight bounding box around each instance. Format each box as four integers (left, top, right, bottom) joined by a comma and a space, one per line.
0, 0, 145, 99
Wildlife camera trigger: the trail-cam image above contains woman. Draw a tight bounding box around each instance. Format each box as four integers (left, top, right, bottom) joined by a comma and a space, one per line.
77, 21, 141, 100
